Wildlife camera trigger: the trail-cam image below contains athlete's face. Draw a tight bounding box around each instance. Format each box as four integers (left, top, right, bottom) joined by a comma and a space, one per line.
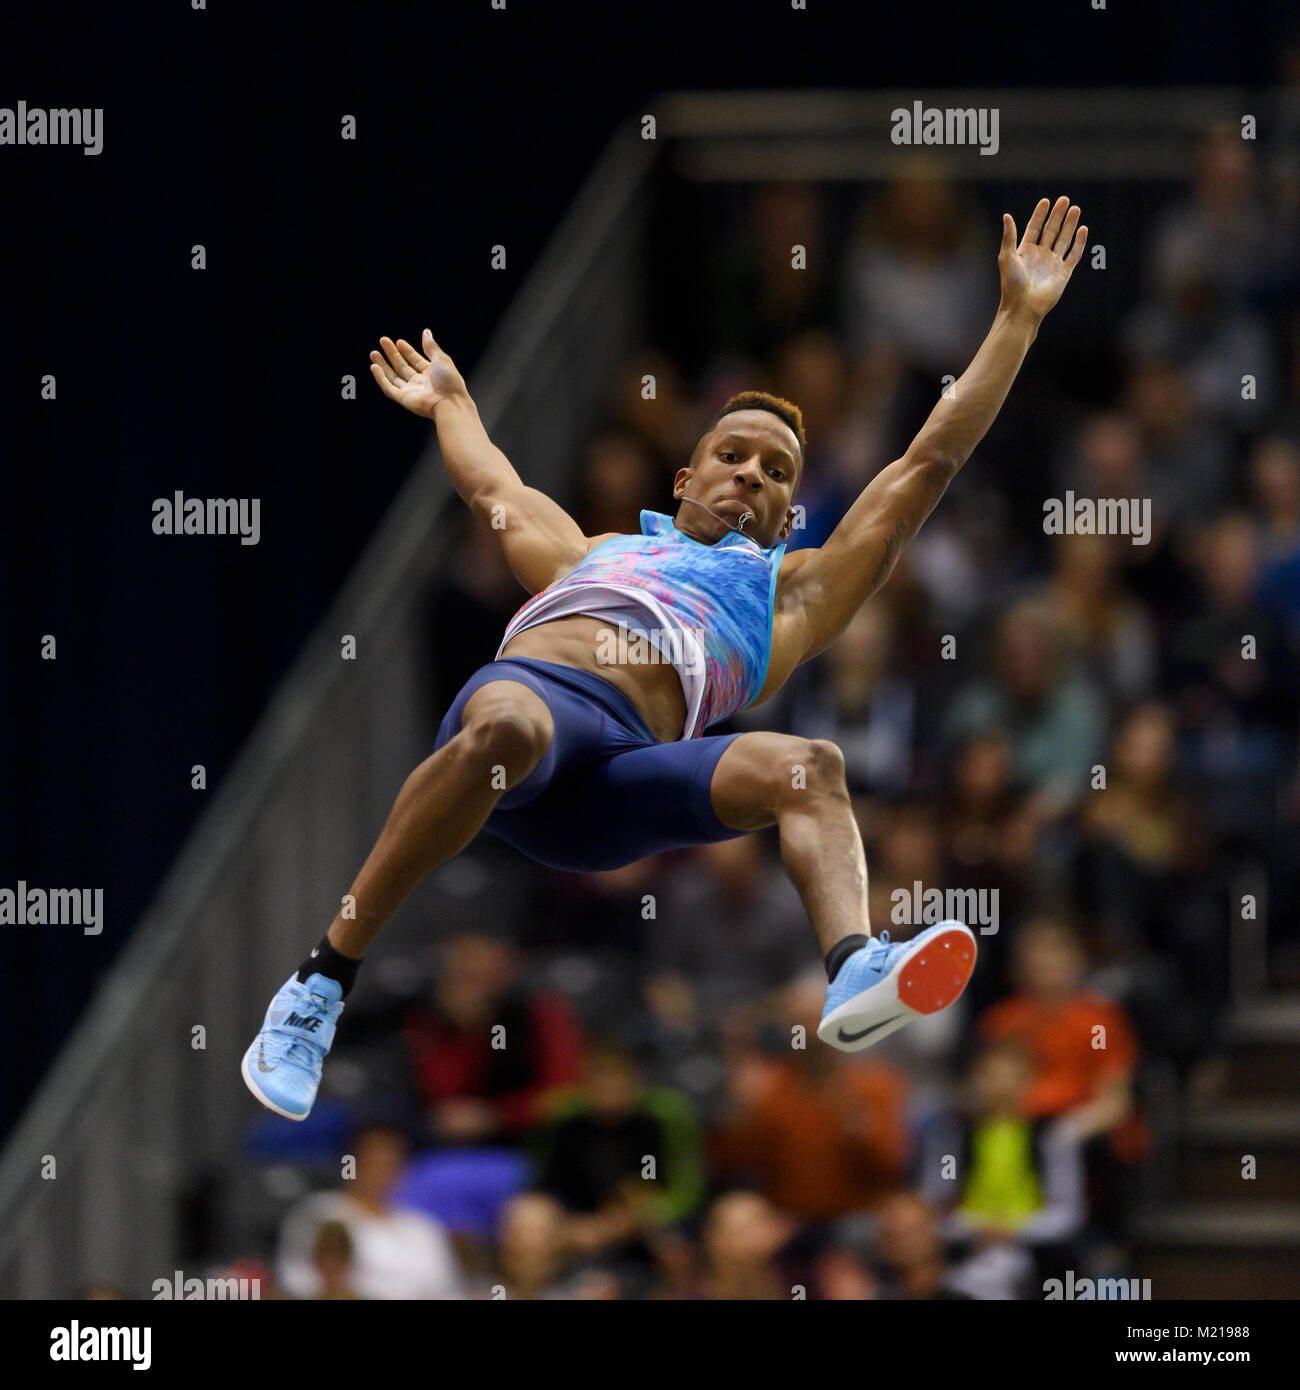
673, 409, 801, 548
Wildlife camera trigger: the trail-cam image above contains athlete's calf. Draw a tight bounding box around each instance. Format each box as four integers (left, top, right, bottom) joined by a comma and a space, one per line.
709, 730, 976, 1052
241, 679, 556, 1121
709, 732, 868, 959
329, 680, 554, 959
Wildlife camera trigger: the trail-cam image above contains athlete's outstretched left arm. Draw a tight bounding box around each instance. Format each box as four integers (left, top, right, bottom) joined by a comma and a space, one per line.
781, 196, 1087, 662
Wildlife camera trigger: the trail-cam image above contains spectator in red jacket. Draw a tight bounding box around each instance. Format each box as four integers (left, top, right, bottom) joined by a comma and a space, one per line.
403, 930, 585, 1145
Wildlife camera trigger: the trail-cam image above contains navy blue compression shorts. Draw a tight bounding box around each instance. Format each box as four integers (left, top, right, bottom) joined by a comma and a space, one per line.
432, 657, 748, 872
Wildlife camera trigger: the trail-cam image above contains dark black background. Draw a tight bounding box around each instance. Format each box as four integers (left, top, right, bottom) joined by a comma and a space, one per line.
0, 1, 1290, 1132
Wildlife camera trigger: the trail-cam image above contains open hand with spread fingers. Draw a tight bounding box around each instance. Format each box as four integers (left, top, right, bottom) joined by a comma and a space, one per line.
369, 328, 468, 419
997, 195, 1088, 321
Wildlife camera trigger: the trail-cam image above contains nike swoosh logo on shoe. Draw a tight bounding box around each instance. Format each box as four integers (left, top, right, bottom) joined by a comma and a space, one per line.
256, 1040, 278, 1073
837, 1014, 904, 1044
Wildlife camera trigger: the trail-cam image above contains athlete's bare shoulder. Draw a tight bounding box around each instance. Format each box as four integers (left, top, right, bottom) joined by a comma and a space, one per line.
543, 530, 624, 589
583, 531, 623, 554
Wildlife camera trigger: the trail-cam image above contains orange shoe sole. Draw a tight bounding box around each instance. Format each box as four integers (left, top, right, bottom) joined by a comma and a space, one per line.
896, 928, 977, 1014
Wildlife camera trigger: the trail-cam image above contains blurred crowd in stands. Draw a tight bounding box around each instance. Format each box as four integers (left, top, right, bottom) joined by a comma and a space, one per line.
148, 118, 1300, 1302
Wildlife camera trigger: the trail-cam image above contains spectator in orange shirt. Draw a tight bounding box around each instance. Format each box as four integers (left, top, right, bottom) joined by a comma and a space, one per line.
980, 919, 1140, 1137
710, 972, 911, 1223
978, 916, 1149, 1237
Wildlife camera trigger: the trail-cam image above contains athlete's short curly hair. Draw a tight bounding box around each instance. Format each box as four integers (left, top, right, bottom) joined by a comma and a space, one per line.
706, 390, 806, 457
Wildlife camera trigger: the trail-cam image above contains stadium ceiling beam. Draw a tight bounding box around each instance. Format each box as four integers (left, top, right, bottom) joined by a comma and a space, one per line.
659, 87, 1254, 180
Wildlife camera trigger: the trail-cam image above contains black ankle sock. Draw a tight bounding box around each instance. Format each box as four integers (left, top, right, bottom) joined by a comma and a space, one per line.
825, 933, 869, 983
298, 936, 362, 998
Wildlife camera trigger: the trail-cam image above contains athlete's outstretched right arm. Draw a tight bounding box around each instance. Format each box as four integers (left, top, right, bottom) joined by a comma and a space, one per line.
370, 329, 601, 594
774, 197, 1087, 664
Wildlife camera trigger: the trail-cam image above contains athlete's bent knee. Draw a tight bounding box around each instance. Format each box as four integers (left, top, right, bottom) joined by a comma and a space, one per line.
794, 738, 848, 795
460, 690, 553, 777
722, 733, 849, 814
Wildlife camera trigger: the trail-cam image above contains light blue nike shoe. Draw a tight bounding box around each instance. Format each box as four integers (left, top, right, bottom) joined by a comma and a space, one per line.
241, 971, 345, 1121
818, 921, 976, 1052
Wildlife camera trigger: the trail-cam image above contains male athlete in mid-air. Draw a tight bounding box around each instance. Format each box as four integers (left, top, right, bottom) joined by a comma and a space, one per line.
243, 196, 1087, 1120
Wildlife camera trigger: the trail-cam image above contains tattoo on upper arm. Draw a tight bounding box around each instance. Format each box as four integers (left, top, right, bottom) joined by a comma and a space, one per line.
869, 518, 907, 590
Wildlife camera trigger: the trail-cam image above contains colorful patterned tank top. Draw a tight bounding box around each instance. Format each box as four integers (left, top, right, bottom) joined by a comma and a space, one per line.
495, 509, 786, 740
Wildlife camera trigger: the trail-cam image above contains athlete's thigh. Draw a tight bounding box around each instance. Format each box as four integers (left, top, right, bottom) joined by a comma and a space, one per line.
567, 732, 753, 865
484, 731, 751, 873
